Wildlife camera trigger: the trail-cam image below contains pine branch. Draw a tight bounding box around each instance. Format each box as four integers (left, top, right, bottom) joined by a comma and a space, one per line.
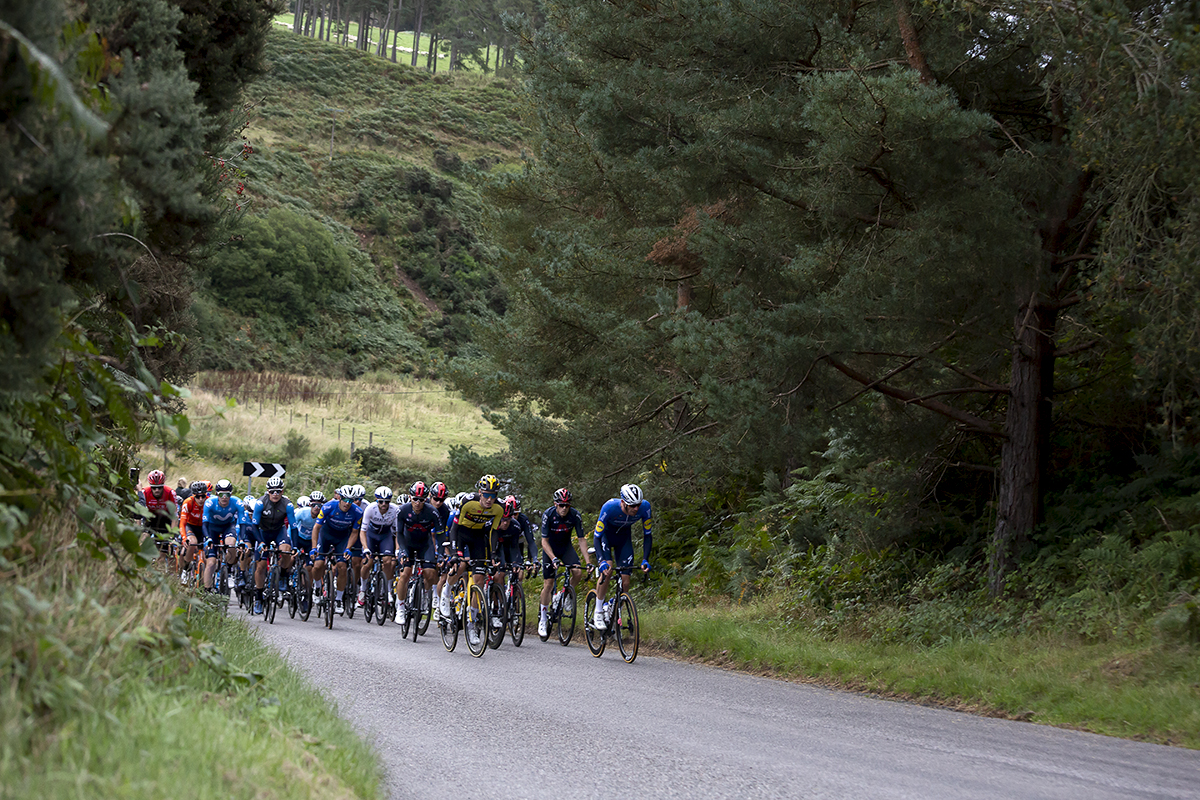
597, 421, 721, 482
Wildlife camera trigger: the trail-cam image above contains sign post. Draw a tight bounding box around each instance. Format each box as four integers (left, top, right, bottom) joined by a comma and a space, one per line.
243, 461, 286, 496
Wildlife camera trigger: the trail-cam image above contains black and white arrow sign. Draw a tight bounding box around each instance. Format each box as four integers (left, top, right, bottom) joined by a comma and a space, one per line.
243, 461, 286, 479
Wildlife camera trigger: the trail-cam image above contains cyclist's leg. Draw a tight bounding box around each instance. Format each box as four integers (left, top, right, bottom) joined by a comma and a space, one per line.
380, 532, 396, 598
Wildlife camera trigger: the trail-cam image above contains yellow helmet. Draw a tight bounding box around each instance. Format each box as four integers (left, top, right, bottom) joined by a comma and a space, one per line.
477, 474, 500, 494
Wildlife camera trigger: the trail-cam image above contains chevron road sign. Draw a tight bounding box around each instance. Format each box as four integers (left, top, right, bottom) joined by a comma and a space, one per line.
243, 462, 286, 479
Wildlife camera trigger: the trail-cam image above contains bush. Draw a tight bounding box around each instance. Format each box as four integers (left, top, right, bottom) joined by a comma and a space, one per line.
283, 429, 311, 463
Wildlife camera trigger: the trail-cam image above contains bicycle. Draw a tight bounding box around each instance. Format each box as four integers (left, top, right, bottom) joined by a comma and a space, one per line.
483, 560, 531, 649
310, 547, 341, 630
288, 548, 313, 621
540, 559, 577, 646
437, 558, 488, 657
260, 541, 281, 624
583, 566, 639, 663
362, 551, 392, 626
397, 556, 433, 641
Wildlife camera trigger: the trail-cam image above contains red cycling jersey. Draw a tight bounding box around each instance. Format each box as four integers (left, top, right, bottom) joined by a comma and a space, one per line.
141, 485, 176, 523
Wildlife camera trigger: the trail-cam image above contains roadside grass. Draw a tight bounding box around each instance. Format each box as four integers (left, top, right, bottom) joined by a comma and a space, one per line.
640, 597, 1200, 748
0, 517, 383, 799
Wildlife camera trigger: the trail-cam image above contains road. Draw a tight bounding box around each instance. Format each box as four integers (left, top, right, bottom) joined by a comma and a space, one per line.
251, 606, 1200, 800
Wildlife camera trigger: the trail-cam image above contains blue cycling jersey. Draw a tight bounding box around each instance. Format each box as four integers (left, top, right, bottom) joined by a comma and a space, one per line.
315, 499, 364, 535
594, 498, 652, 562
294, 507, 316, 541
202, 495, 243, 537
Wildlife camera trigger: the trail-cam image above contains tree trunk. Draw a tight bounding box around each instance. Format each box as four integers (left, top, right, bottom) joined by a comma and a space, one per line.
294, 0, 305, 34
449, 37, 458, 72
318, 3, 326, 40
377, 0, 393, 57
989, 300, 1055, 596
391, 9, 401, 62
411, 0, 424, 68
427, 32, 437, 72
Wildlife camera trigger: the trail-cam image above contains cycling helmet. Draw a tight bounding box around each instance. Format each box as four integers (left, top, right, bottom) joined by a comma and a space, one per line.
266, 476, 284, 491
352, 484, 366, 501
214, 479, 234, 494
204, 480, 214, 493
620, 483, 643, 506
429, 481, 448, 501
375, 486, 393, 502
553, 487, 572, 505
410, 481, 428, 500
507, 494, 521, 512
189, 480, 207, 496
477, 474, 500, 494
309, 490, 326, 505
147, 469, 165, 486
502, 496, 518, 519
243, 494, 256, 507
455, 491, 470, 507
335, 485, 350, 499
297, 495, 311, 508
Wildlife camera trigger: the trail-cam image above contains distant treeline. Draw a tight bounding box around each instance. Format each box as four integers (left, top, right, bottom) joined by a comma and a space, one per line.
289, 0, 534, 73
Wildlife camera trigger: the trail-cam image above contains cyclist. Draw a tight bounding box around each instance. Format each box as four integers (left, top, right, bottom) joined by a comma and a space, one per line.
493, 495, 536, 631
178, 480, 208, 581
312, 485, 365, 614
591, 483, 652, 629
359, 486, 399, 608
395, 481, 443, 620
140, 469, 177, 567
251, 476, 297, 615
348, 484, 370, 605
538, 487, 591, 638
428, 483, 452, 613
442, 475, 505, 648
201, 480, 242, 593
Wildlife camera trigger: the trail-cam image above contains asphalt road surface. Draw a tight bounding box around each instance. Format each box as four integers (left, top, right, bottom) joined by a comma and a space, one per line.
250, 604, 1200, 800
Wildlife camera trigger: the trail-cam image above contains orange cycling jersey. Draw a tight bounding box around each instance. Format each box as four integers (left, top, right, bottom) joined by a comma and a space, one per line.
180, 495, 205, 534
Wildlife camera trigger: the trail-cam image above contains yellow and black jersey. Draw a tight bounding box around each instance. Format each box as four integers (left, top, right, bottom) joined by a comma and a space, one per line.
454, 492, 505, 532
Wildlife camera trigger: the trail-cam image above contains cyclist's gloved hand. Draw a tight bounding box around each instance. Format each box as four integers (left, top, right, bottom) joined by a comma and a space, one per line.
641, 559, 651, 572
598, 560, 612, 577
552, 557, 562, 568
342, 549, 352, 560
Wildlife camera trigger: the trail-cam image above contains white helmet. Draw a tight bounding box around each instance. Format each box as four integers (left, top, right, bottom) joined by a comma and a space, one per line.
309, 490, 326, 505
266, 476, 284, 491
297, 495, 311, 508
374, 486, 393, 502
242, 494, 256, 508
352, 484, 366, 501
620, 483, 643, 506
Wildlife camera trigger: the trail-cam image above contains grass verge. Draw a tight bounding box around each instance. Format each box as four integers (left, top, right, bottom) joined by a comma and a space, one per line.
640, 598, 1200, 749
1, 517, 383, 799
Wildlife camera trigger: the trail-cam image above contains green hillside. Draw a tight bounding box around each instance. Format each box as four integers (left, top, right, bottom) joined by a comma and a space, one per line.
191, 30, 530, 377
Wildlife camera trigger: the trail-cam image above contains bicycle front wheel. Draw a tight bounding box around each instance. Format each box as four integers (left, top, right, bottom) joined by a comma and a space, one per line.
466, 583, 488, 657
486, 583, 505, 650
298, 569, 313, 622
615, 592, 639, 663
408, 579, 422, 641
510, 585, 526, 647
583, 589, 603, 656
265, 566, 279, 624
416, 581, 432, 636
375, 573, 388, 627
559, 585, 577, 646
439, 589, 458, 652
323, 571, 335, 630
287, 571, 299, 619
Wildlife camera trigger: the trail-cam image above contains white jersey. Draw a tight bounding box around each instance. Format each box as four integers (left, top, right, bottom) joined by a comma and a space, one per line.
360, 502, 400, 535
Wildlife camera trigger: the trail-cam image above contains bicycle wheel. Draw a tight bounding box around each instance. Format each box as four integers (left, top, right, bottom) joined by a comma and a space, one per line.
298, 569, 313, 622
345, 582, 357, 619
510, 584, 526, 647
615, 592, 639, 663
265, 565, 279, 624
486, 583, 505, 650
439, 583, 459, 652
400, 585, 413, 639
466, 583, 488, 657
583, 589, 604, 656
323, 570, 335, 630
374, 573, 388, 627
287, 570, 299, 619
416, 579, 432, 636
559, 585, 577, 646
363, 572, 377, 623
408, 579, 421, 641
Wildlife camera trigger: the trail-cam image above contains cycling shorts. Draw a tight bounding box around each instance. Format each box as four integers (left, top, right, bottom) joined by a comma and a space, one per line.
541, 546, 580, 580
290, 530, 313, 553
184, 523, 203, 544
456, 528, 489, 562
495, 538, 525, 568
364, 530, 396, 556
316, 529, 353, 562
401, 538, 437, 569
596, 533, 635, 575
204, 525, 237, 558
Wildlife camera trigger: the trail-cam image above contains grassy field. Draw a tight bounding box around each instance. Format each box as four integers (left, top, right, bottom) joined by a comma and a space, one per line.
142, 371, 506, 492
640, 596, 1200, 749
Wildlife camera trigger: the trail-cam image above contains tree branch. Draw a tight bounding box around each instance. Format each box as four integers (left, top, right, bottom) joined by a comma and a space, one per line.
894, 0, 934, 84
826, 357, 1003, 436
598, 421, 721, 482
